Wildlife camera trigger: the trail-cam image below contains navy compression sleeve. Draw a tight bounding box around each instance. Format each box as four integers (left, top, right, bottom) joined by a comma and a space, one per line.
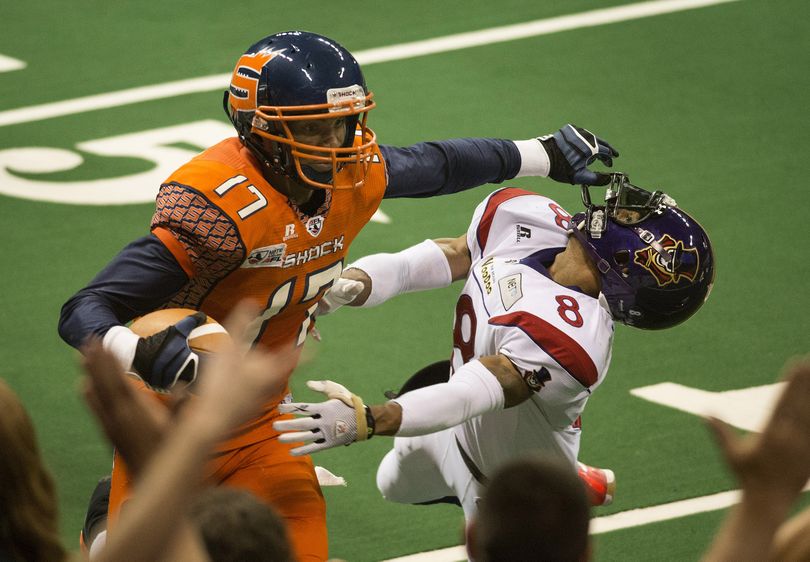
58, 234, 188, 348
380, 138, 521, 199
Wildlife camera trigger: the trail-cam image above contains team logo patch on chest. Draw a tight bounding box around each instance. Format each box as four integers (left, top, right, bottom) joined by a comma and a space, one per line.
242, 243, 286, 268
305, 215, 325, 237
498, 273, 523, 310
521, 366, 552, 392
633, 233, 699, 286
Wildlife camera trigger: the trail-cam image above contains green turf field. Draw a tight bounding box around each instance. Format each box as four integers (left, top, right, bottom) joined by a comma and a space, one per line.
1, 0, 808, 560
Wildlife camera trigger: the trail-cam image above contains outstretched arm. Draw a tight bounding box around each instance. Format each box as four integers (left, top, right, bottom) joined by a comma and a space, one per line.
317, 234, 470, 316
701, 356, 810, 562
380, 124, 619, 198
272, 353, 531, 456
374, 353, 532, 436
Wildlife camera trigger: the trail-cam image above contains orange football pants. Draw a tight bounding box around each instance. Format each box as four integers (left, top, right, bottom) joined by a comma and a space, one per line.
109, 429, 327, 562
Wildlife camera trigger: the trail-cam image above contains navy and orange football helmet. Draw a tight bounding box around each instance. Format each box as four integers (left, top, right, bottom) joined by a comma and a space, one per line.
571, 174, 715, 329
223, 31, 376, 189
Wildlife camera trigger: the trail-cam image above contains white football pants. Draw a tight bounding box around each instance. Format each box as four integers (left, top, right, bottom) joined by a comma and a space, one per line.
376, 428, 483, 519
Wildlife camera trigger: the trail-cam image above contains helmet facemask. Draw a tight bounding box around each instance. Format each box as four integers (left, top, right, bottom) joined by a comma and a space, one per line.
250, 90, 376, 190
579, 173, 678, 238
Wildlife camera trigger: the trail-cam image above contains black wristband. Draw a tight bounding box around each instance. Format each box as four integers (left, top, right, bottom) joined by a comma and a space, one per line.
539, 136, 574, 184
133, 336, 158, 381
364, 405, 376, 439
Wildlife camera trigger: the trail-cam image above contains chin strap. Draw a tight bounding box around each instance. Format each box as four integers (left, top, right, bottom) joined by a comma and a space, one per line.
632, 227, 674, 269
300, 165, 334, 186
569, 218, 636, 321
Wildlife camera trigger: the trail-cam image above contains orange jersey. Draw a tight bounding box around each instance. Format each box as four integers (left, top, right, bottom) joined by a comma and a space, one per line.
150, 136, 387, 448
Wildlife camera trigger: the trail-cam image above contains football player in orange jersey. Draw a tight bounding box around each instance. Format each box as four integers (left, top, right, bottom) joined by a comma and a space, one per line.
59, 30, 619, 561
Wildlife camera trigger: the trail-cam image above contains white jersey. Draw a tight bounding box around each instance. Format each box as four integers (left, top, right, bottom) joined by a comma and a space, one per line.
451, 188, 614, 477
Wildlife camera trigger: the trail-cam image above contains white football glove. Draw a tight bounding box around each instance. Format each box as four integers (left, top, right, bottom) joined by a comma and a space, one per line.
274, 380, 373, 456
316, 278, 365, 316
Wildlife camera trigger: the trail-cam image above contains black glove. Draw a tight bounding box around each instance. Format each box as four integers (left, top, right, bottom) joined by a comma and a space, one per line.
540, 124, 619, 186
133, 312, 206, 389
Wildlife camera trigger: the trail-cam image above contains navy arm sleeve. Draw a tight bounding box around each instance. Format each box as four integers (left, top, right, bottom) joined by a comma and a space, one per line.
380, 138, 522, 199
58, 234, 189, 349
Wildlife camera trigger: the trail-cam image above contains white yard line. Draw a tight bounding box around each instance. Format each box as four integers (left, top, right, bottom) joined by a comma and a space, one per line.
0, 0, 739, 128
0, 53, 26, 73
382, 545, 469, 562
382, 483, 810, 562
355, 0, 738, 65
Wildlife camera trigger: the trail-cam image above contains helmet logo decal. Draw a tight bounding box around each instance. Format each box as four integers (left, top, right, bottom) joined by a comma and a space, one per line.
326, 85, 366, 112
633, 233, 699, 286
229, 47, 287, 113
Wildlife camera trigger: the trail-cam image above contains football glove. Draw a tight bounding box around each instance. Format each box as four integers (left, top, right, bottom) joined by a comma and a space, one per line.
540, 124, 619, 186
132, 311, 206, 389
274, 380, 374, 456
315, 278, 365, 316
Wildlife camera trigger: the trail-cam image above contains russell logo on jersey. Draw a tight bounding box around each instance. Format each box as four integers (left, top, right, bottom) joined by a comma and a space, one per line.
515, 225, 532, 242
283, 223, 298, 241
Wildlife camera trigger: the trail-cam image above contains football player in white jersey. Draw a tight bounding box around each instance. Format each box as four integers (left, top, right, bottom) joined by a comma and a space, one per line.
273, 173, 715, 518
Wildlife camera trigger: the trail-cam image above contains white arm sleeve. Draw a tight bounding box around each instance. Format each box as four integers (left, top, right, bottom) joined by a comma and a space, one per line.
513, 138, 551, 178
102, 325, 140, 371
392, 360, 505, 437
348, 239, 452, 308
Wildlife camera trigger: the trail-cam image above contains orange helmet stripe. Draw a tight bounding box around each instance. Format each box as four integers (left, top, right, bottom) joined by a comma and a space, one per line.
228, 48, 286, 113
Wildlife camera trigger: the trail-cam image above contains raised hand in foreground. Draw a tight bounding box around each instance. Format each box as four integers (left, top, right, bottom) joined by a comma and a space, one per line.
82, 302, 295, 562
702, 356, 810, 562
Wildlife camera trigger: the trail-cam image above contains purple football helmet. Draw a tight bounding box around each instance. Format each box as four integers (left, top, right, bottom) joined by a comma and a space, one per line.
570, 173, 715, 330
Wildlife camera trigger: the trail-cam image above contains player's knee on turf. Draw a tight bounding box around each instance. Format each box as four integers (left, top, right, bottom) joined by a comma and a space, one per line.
376, 446, 449, 505
376, 449, 410, 503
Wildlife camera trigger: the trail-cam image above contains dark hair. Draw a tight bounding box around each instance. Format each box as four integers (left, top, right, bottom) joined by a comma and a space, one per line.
0, 379, 66, 562
188, 487, 293, 562
474, 457, 590, 562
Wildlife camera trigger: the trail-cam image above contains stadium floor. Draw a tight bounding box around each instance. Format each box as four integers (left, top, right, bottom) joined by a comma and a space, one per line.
1, 0, 808, 559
